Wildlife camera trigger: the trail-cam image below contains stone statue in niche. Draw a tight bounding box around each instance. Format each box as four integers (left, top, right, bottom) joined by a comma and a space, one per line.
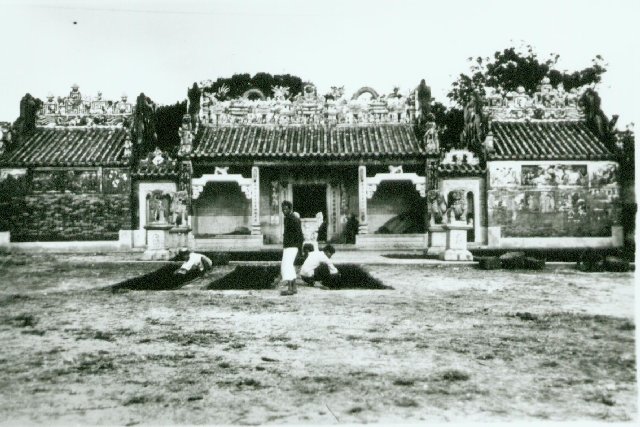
170, 190, 189, 227
147, 190, 170, 224
445, 190, 467, 223
427, 190, 448, 225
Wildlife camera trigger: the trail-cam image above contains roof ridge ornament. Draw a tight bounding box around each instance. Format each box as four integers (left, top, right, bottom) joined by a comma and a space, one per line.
484, 77, 585, 121
199, 85, 416, 126
36, 84, 133, 128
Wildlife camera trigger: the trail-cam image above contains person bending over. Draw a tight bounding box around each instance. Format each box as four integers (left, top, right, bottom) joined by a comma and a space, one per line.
174, 249, 213, 275
299, 245, 340, 290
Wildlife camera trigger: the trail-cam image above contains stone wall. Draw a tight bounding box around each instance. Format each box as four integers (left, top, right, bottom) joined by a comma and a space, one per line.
487, 160, 620, 238
0, 167, 132, 242
5, 193, 131, 241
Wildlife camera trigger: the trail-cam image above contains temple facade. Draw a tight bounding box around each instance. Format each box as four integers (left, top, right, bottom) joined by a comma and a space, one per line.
0, 79, 626, 254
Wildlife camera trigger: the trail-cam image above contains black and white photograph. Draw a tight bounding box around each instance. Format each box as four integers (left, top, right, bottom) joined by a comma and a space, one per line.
0, 0, 637, 424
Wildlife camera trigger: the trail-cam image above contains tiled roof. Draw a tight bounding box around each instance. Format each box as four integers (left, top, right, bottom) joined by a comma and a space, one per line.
192, 124, 423, 160
0, 127, 130, 167
489, 121, 614, 160
438, 163, 484, 175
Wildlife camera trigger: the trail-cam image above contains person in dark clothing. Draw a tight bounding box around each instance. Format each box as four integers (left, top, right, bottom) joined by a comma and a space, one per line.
280, 200, 304, 296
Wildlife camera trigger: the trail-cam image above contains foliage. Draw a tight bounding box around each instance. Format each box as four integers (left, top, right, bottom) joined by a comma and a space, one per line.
414, 79, 433, 141
430, 102, 464, 151
201, 73, 307, 100
187, 83, 201, 126
12, 94, 43, 140
132, 93, 158, 156
155, 101, 187, 154
448, 45, 607, 107
579, 88, 618, 149
616, 126, 635, 184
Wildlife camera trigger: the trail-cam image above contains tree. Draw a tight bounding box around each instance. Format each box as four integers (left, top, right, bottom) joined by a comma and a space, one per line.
201, 73, 307, 100
436, 44, 609, 153
155, 101, 187, 154
12, 93, 43, 139
448, 45, 607, 107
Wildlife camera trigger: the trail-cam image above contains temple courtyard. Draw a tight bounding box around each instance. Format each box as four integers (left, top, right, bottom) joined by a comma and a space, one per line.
0, 253, 636, 424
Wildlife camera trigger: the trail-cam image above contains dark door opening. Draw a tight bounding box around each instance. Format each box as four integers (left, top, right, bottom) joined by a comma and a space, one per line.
292, 184, 327, 219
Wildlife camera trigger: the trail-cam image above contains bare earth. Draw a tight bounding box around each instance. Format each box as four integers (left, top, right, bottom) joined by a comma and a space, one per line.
0, 254, 636, 425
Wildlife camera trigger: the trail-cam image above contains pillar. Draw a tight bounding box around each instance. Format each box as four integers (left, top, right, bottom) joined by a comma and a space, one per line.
251, 166, 261, 235
358, 165, 368, 234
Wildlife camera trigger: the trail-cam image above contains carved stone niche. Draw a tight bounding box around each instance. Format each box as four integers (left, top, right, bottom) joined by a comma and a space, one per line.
169, 190, 190, 229
146, 190, 171, 225
143, 190, 174, 260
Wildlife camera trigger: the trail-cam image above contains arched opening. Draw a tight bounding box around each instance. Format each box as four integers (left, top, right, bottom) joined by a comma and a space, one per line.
351, 87, 380, 101
242, 88, 266, 101
193, 182, 251, 236
370, 181, 424, 234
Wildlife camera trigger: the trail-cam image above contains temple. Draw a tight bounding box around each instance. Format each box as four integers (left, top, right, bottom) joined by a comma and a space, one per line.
0, 78, 629, 255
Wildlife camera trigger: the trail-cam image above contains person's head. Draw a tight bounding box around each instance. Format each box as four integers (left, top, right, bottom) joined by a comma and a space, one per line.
178, 247, 190, 260
281, 200, 293, 215
323, 244, 336, 258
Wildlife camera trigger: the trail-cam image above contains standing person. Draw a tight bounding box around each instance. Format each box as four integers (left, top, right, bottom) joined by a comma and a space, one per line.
280, 200, 303, 296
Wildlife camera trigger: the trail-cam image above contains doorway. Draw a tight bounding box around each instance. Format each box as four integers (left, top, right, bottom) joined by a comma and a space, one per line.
292, 184, 327, 218
293, 184, 328, 242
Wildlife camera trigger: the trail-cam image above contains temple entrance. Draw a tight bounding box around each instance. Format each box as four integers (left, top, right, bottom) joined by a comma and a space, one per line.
293, 184, 328, 242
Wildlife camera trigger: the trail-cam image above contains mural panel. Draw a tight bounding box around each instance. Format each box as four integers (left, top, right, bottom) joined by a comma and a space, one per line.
32, 169, 100, 193
488, 162, 620, 238
521, 164, 588, 186
102, 169, 130, 194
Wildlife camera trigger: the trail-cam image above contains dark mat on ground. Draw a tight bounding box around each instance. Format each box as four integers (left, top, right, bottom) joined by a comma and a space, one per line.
109, 264, 202, 291
206, 264, 392, 290
384, 247, 634, 263
206, 266, 280, 290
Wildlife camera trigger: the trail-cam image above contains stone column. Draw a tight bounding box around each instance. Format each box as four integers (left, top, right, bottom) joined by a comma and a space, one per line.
358, 165, 368, 234
251, 166, 261, 235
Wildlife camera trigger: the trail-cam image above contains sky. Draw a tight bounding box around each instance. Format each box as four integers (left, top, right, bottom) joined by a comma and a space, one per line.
1, 0, 638, 127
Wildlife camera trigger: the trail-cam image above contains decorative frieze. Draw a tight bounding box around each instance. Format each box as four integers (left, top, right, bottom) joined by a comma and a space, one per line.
484, 77, 584, 121
37, 85, 133, 127
199, 84, 416, 127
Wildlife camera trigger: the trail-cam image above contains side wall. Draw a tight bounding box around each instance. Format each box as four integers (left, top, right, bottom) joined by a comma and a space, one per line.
486, 160, 622, 247
0, 167, 132, 241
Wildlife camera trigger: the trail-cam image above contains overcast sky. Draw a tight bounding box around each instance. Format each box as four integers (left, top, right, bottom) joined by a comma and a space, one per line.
1, 0, 638, 126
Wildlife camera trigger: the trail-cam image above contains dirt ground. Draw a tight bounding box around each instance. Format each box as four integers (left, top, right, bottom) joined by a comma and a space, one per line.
0, 254, 636, 425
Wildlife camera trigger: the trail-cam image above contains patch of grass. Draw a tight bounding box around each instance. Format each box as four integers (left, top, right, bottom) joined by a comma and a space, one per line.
123, 394, 162, 406
0, 294, 31, 307
21, 329, 46, 336
584, 390, 616, 406
285, 343, 299, 350
393, 378, 415, 386
236, 378, 262, 388
434, 369, 470, 382
6, 313, 38, 328
394, 397, 419, 407
618, 320, 635, 331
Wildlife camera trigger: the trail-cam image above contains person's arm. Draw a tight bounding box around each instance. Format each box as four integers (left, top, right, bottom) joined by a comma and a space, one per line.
201, 255, 213, 271
320, 252, 339, 275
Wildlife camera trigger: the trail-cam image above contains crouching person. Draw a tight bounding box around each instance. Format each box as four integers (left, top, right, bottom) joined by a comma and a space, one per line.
174, 248, 213, 275
299, 245, 339, 290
